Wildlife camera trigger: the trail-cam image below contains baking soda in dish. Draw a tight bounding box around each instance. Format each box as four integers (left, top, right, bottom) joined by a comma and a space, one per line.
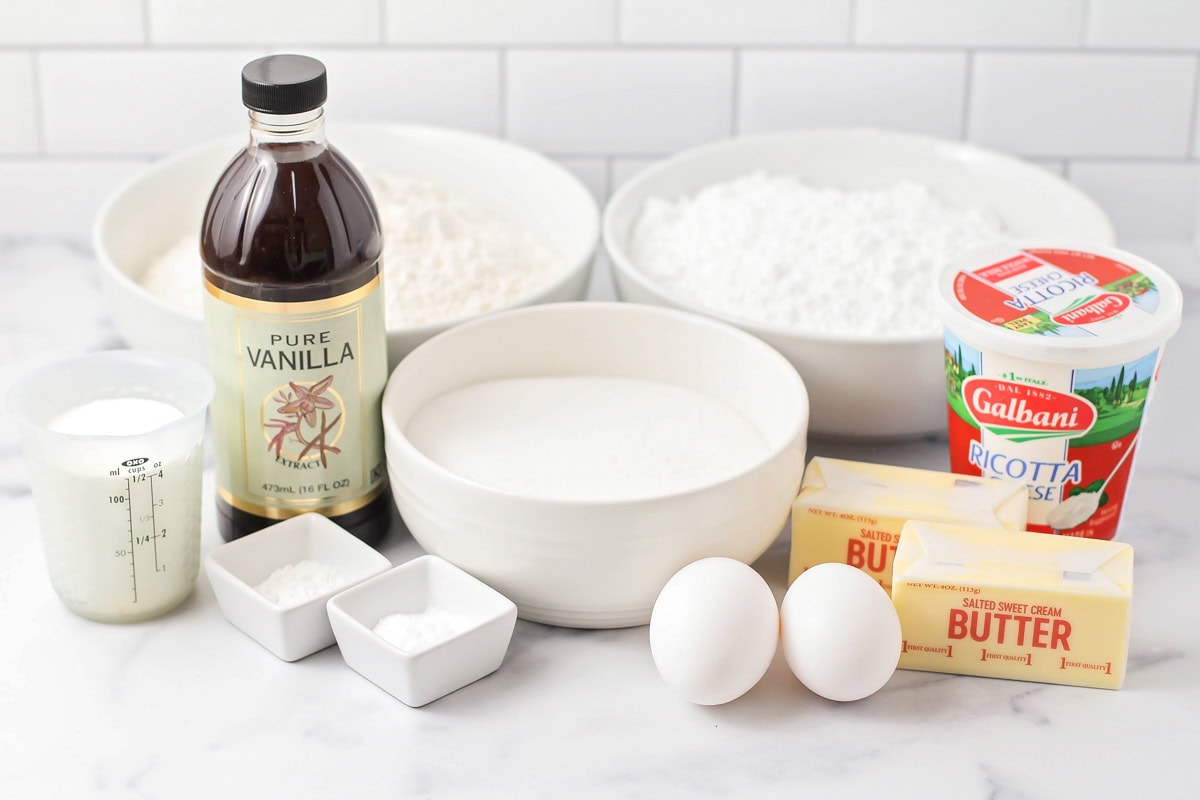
141, 173, 559, 327
374, 607, 471, 653
254, 559, 347, 606
629, 173, 1006, 336
404, 376, 770, 502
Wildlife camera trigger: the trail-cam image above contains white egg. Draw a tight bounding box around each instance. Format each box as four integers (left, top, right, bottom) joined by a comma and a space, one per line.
781, 562, 901, 702
649, 557, 779, 706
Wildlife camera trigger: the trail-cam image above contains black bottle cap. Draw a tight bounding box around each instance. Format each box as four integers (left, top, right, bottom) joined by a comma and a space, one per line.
241, 54, 327, 114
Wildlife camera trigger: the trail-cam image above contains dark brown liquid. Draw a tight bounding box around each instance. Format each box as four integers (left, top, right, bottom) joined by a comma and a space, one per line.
202, 139, 390, 545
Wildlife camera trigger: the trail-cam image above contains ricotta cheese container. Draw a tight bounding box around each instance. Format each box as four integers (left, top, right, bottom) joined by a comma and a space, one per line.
937, 245, 1182, 540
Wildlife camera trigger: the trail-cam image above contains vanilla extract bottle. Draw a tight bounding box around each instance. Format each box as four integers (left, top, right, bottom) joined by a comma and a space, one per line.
202, 54, 389, 544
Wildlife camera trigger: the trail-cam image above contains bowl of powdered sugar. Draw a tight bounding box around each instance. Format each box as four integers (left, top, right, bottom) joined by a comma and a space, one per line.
603, 129, 1114, 439
95, 123, 599, 368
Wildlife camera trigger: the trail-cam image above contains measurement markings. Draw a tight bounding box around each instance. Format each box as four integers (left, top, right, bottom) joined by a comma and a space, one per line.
149, 473, 163, 573
125, 476, 137, 603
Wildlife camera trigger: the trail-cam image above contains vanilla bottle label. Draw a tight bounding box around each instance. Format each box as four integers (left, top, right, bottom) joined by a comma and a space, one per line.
204, 276, 387, 519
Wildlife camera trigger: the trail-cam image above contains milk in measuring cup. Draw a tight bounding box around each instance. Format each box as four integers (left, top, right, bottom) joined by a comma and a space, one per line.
937, 246, 1182, 540
9, 351, 213, 623
35, 399, 201, 621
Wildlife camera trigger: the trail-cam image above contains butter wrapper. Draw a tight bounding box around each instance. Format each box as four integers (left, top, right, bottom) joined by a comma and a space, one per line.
892, 520, 1133, 690
788, 457, 1028, 593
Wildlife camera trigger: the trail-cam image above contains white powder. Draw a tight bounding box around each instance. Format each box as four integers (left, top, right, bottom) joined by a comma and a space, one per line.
254, 559, 346, 606
140, 237, 205, 319
629, 173, 1007, 337
367, 174, 560, 326
404, 376, 770, 502
374, 607, 471, 654
139, 173, 560, 328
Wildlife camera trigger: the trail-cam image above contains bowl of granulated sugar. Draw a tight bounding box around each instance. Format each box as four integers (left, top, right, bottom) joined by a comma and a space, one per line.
603, 129, 1114, 439
382, 302, 809, 629
95, 123, 599, 368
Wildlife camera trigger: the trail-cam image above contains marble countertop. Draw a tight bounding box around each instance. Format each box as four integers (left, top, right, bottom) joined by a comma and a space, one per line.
1, 238, 1196, 799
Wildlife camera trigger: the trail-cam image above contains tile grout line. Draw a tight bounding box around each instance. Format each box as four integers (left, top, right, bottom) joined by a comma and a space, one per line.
29, 50, 46, 156
613, 0, 621, 43
141, 0, 151, 45
960, 49, 974, 141
498, 48, 508, 139
847, 0, 857, 44
2, 151, 1197, 164
730, 48, 740, 137
1186, 54, 1200, 159
378, 0, 387, 45
0, 154, 156, 164
6, 42, 1200, 55
1189, 54, 1200, 242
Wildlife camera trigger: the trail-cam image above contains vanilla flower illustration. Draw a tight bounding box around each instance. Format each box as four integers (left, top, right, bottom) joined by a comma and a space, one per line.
264, 418, 299, 456
276, 375, 335, 427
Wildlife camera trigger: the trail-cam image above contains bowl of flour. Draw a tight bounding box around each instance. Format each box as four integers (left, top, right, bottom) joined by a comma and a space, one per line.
95, 123, 600, 369
603, 129, 1115, 439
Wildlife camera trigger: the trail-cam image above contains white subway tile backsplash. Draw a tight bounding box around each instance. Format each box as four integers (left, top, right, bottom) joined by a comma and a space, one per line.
3, 8, 1200, 245
553, 158, 609, 203
969, 53, 1195, 157
39, 50, 263, 156
1195, 79, 1200, 158
611, 157, 662, 192
1068, 161, 1200, 240
1087, 0, 1200, 50
149, 0, 380, 45
274, 49, 500, 134
0, 159, 149, 241
0, 53, 40, 155
0, 0, 144, 45
739, 51, 966, 138
620, 0, 850, 45
386, 0, 614, 44
1029, 159, 1067, 177
506, 50, 733, 155
855, 0, 1084, 47
588, 249, 617, 301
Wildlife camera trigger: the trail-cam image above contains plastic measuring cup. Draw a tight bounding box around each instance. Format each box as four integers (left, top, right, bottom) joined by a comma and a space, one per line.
9, 350, 214, 622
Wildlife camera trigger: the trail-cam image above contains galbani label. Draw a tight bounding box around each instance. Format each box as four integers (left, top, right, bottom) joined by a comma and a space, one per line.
1052, 293, 1130, 326
962, 378, 1096, 443
942, 248, 1168, 540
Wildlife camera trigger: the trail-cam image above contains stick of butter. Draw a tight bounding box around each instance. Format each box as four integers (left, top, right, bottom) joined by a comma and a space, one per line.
789, 458, 1028, 593
891, 520, 1133, 690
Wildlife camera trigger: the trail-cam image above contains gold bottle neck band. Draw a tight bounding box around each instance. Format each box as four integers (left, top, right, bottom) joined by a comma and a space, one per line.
203, 273, 381, 315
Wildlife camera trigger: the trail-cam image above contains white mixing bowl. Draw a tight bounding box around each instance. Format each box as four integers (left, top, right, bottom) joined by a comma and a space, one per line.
603, 129, 1115, 440
381, 302, 809, 629
94, 123, 600, 369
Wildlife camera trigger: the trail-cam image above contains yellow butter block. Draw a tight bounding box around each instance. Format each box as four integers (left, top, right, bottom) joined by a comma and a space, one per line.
891, 521, 1133, 690
788, 458, 1028, 593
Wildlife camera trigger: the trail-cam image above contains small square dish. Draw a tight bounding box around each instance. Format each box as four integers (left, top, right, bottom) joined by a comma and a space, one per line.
205, 513, 391, 662
327, 555, 518, 707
